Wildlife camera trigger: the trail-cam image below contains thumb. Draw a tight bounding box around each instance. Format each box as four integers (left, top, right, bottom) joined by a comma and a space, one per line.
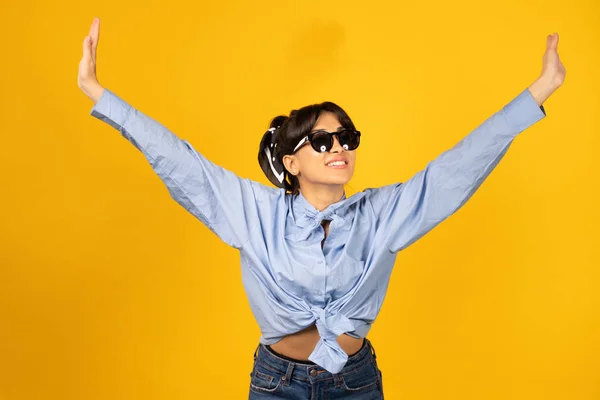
82, 36, 91, 59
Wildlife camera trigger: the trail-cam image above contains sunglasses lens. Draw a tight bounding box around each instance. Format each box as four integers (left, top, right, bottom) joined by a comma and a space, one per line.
339, 130, 360, 150
311, 132, 332, 153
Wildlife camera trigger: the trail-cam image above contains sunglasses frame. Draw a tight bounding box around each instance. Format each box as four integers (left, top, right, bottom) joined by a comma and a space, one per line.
292, 128, 361, 154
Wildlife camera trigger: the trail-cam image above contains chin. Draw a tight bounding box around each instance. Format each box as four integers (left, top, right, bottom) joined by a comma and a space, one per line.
324, 176, 352, 185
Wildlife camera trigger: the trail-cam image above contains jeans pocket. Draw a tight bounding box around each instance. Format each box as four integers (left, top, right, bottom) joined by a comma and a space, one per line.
249, 361, 284, 394
340, 360, 379, 393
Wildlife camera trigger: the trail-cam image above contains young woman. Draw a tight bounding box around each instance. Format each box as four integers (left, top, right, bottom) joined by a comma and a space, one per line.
78, 17, 565, 399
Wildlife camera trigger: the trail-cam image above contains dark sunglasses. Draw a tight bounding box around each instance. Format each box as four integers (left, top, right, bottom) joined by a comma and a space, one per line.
292, 128, 361, 153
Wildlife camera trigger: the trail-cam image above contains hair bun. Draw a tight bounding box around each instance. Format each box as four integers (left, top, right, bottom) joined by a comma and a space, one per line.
270, 115, 288, 129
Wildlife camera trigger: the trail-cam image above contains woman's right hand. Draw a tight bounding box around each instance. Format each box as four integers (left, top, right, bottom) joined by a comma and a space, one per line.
78, 17, 105, 104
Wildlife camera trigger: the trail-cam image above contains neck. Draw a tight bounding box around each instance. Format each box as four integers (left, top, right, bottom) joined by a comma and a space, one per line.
298, 183, 345, 212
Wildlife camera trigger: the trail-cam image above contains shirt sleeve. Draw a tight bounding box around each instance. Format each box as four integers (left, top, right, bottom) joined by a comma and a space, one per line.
369, 87, 547, 254
90, 88, 271, 249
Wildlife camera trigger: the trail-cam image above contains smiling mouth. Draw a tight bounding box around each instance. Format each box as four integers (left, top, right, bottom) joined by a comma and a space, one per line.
326, 161, 348, 168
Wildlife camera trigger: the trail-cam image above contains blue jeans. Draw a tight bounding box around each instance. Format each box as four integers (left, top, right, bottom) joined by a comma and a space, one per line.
248, 338, 384, 399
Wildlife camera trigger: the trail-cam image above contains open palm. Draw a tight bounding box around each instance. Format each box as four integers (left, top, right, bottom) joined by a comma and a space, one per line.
78, 17, 103, 102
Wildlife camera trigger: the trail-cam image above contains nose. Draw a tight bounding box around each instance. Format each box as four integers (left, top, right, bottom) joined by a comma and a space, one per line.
330, 135, 344, 153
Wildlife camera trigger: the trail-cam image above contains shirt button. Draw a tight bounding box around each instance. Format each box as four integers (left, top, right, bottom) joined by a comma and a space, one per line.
317, 260, 323, 264
310, 369, 317, 377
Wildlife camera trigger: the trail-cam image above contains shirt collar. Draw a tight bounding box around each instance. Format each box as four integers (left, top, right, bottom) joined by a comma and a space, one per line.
290, 189, 366, 230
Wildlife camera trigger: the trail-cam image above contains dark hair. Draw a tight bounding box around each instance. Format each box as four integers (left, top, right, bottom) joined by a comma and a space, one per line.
261, 101, 357, 196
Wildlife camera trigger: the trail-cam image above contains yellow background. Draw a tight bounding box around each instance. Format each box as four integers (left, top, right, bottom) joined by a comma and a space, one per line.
1, 0, 598, 398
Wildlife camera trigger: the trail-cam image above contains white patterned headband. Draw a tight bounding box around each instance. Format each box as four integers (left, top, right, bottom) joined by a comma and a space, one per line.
257, 126, 286, 188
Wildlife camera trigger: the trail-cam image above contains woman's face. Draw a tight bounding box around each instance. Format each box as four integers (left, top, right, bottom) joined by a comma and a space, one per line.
283, 111, 356, 188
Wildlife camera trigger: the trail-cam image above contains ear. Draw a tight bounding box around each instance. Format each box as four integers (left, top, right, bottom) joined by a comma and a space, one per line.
282, 154, 299, 175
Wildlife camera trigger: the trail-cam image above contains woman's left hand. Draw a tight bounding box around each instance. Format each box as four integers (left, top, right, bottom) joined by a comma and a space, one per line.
528, 33, 565, 106
540, 33, 566, 88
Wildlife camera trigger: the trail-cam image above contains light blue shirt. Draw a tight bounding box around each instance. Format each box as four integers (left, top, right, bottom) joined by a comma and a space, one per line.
90, 87, 546, 373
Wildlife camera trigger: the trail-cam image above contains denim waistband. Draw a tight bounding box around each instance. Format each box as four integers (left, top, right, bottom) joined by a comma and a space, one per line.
252, 338, 376, 380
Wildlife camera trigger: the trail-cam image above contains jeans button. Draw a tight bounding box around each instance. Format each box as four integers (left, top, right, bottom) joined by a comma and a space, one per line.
310, 369, 317, 377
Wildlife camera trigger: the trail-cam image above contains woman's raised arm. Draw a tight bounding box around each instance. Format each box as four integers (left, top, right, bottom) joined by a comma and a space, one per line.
368, 33, 565, 254
370, 86, 546, 253
78, 17, 276, 249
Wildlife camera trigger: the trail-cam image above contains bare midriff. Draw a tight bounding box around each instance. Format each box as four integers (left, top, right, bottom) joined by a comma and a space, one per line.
269, 219, 365, 361
269, 324, 365, 361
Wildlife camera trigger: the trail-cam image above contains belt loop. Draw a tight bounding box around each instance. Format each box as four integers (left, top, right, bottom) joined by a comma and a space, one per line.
282, 361, 295, 386
368, 339, 377, 359
253, 343, 260, 360
334, 373, 342, 388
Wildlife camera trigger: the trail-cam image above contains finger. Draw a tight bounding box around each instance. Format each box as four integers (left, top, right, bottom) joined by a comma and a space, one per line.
551, 33, 558, 50
87, 17, 99, 62
546, 33, 556, 51
88, 17, 96, 39
90, 17, 100, 49
88, 17, 100, 62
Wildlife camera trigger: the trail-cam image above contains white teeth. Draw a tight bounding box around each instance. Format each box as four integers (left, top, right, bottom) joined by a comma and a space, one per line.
327, 161, 346, 167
